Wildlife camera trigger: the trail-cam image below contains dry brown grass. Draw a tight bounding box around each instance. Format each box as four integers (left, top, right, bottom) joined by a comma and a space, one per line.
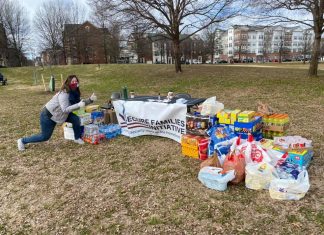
0, 64, 323, 234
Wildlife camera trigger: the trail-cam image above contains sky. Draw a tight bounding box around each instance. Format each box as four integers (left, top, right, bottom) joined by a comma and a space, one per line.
22, 0, 90, 19
21, 0, 90, 58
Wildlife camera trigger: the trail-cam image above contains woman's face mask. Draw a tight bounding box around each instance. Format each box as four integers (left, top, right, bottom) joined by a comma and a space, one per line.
69, 78, 79, 89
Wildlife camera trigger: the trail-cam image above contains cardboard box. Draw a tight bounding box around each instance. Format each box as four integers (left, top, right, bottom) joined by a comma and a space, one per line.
273, 147, 314, 168
181, 135, 209, 159
217, 109, 241, 125
263, 124, 289, 132
238, 111, 255, 123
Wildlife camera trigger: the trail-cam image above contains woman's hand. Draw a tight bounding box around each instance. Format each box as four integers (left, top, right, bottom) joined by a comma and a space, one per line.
90, 93, 97, 102
78, 100, 85, 108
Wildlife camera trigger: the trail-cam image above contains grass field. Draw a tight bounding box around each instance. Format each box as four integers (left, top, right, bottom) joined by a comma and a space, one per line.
0, 63, 323, 234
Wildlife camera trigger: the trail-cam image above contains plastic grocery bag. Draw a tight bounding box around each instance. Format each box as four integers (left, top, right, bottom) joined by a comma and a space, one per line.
239, 134, 271, 164
198, 167, 235, 191
207, 125, 236, 157
269, 170, 310, 200
223, 152, 245, 184
200, 153, 222, 169
245, 162, 278, 190
200, 97, 224, 116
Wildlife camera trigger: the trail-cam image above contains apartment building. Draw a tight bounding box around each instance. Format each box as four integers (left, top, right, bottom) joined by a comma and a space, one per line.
218, 25, 314, 62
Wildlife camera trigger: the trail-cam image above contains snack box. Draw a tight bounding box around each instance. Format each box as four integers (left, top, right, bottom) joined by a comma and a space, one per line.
181, 134, 209, 160
230, 109, 241, 124
217, 109, 241, 125
234, 116, 262, 134
273, 147, 314, 168
237, 111, 255, 123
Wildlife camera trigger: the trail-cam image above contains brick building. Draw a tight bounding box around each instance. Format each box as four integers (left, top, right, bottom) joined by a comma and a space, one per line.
0, 23, 28, 67
63, 21, 108, 65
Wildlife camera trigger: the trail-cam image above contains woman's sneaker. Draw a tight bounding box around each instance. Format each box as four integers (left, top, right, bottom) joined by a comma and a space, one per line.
17, 138, 25, 151
74, 138, 84, 145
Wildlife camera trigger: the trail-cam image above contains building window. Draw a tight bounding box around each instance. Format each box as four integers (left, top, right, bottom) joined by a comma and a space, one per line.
253, 35, 256, 39
259, 35, 263, 39
229, 43, 232, 47
85, 26, 90, 32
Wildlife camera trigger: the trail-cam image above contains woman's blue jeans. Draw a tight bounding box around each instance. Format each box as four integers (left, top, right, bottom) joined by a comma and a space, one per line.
22, 111, 82, 144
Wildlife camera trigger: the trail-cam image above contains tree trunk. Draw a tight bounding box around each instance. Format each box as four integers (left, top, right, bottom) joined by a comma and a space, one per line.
173, 39, 182, 73
308, 33, 321, 78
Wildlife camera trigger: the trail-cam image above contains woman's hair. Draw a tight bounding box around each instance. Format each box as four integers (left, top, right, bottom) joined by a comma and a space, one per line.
61, 75, 81, 95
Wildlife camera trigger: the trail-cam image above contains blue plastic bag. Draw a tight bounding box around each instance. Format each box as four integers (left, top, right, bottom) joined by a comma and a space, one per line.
207, 125, 236, 157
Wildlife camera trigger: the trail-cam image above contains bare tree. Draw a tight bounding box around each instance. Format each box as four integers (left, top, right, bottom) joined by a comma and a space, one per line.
34, 0, 86, 65
129, 25, 150, 63
89, 0, 128, 64
106, 21, 121, 63
93, 0, 248, 72
253, 0, 324, 77
301, 29, 313, 64
89, 0, 112, 63
320, 38, 324, 61
277, 28, 291, 63
202, 24, 222, 64
0, 0, 30, 66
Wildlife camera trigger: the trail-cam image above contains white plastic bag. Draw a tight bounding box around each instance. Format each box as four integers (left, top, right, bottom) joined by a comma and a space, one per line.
239, 135, 271, 164
269, 170, 310, 200
245, 162, 278, 190
200, 97, 224, 116
198, 167, 235, 191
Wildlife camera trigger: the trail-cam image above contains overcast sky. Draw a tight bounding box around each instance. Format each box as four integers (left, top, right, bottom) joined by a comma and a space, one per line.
22, 0, 90, 20
21, 0, 90, 57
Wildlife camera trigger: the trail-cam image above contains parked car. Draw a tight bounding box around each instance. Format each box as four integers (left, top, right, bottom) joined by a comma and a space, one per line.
242, 58, 253, 63
282, 58, 292, 62
217, 60, 228, 64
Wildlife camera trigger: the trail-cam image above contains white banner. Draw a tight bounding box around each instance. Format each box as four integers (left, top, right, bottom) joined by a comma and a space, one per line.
113, 100, 187, 143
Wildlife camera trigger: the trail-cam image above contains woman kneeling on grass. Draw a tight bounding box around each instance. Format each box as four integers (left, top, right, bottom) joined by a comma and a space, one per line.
17, 75, 97, 151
